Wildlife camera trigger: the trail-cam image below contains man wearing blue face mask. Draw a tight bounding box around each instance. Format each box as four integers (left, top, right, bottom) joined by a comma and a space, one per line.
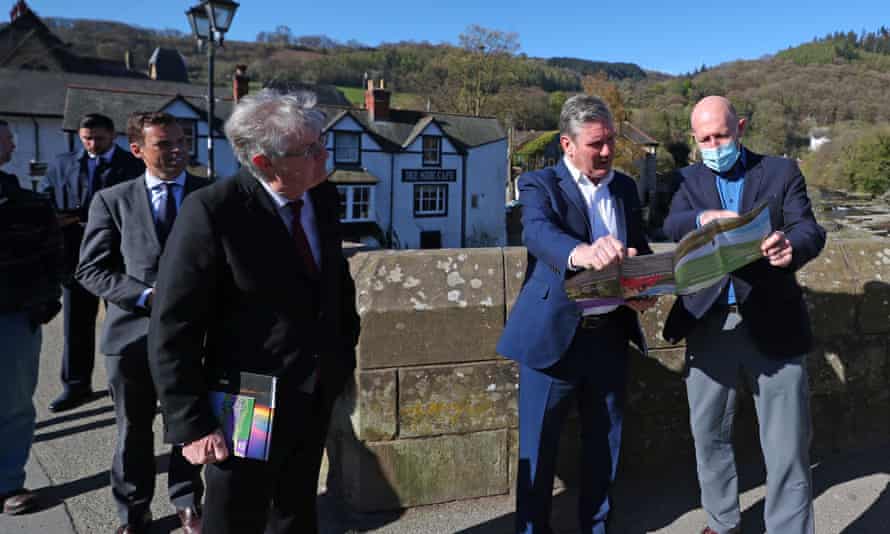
662, 96, 825, 534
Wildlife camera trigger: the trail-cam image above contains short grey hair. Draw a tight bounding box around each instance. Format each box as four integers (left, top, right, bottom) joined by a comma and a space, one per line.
559, 94, 614, 138
224, 88, 326, 180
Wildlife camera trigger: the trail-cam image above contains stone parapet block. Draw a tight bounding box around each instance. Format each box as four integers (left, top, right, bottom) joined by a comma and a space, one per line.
350, 248, 505, 369
838, 240, 890, 334
399, 361, 518, 438
797, 239, 861, 339
339, 430, 509, 511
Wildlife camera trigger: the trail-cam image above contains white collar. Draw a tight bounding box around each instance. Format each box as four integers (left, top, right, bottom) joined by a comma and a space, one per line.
254, 176, 309, 209
145, 171, 187, 189
563, 156, 614, 191
88, 144, 116, 161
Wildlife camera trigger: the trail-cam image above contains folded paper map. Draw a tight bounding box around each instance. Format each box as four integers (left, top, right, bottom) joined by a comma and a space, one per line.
565, 202, 772, 310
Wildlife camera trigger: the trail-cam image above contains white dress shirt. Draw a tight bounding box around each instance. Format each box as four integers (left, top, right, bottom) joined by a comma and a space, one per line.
564, 156, 624, 315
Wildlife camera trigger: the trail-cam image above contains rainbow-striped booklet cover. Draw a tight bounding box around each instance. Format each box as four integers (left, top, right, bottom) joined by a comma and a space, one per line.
208, 372, 277, 461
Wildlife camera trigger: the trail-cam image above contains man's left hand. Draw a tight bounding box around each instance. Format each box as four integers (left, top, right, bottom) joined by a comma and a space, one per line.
625, 296, 658, 312
761, 231, 793, 267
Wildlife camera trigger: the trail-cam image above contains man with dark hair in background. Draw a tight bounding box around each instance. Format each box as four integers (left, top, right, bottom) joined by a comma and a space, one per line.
41, 113, 145, 412
76, 112, 208, 534
0, 119, 64, 515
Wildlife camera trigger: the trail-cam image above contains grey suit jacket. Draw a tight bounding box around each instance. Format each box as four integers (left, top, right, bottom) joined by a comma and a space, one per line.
75, 173, 210, 357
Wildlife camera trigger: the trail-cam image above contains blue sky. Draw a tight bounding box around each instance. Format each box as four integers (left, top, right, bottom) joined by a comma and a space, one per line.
15, 1, 890, 74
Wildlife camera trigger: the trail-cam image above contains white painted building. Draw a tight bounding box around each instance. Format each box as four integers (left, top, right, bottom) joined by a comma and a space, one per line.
320, 82, 508, 249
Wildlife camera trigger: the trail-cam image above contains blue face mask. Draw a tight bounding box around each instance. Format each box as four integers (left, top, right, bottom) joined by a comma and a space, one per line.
700, 140, 741, 173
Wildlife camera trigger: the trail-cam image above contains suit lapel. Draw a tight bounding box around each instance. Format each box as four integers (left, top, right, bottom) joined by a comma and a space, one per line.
555, 160, 592, 241
131, 174, 161, 249
607, 176, 628, 246
693, 164, 723, 210
740, 149, 764, 214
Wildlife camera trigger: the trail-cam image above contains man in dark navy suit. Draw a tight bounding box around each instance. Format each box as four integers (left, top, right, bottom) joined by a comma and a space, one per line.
41, 113, 145, 412
497, 95, 655, 534
663, 96, 825, 534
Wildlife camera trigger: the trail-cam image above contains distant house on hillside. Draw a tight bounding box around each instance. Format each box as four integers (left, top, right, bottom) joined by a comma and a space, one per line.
809, 127, 831, 152
319, 80, 508, 249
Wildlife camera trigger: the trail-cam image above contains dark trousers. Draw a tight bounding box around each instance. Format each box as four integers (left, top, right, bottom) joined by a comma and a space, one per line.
106, 354, 203, 524
202, 384, 334, 534
61, 280, 99, 391
516, 325, 628, 534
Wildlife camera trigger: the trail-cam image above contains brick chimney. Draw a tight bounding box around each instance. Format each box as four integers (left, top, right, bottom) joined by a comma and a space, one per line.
233, 64, 249, 104
364, 79, 390, 122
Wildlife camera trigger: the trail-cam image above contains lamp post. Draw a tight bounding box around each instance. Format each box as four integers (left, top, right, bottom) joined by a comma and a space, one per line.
186, 0, 239, 179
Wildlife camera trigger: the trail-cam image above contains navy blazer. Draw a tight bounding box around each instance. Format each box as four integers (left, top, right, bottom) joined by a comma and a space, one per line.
497, 160, 651, 370
41, 145, 145, 212
662, 148, 826, 357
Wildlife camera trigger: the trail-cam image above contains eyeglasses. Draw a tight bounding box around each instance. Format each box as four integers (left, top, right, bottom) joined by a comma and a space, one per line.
281, 133, 328, 159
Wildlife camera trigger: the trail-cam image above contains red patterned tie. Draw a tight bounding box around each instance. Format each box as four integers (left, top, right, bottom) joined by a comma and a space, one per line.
290, 199, 319, 277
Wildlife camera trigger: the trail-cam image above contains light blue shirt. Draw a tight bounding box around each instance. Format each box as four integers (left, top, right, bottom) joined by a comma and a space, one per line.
137, 171, 187, 309
698, 151, 746, 305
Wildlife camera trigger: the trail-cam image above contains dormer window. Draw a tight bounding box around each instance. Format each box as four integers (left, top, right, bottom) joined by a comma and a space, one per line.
422, 135, 441, 166
334, 131, 360, 165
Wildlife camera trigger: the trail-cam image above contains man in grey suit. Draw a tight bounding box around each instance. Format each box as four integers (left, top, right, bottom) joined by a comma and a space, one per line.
42, 113, 145, 412
76, 112, 207, 534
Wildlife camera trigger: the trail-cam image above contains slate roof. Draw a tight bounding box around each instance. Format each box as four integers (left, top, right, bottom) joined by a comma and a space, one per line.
62, 86, 231, 135
620, 121, 659, 146
0, 6, 144, 78
319, 107, 506, 154
148, 48, 189, 83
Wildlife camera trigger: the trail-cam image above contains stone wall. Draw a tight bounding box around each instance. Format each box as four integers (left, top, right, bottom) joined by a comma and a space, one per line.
324, 239, 890, 512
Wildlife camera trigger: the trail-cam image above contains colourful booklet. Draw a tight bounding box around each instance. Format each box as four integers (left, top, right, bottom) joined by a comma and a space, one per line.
208, 372, 277, 461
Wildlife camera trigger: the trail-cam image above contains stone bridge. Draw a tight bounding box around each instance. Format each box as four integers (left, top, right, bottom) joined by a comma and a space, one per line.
325, 239, 890, 512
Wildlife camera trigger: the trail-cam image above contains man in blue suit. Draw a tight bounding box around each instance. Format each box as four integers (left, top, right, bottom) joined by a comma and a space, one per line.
41, 113, 145, 412
497, 95, 655, 534
663, 96, 825, 534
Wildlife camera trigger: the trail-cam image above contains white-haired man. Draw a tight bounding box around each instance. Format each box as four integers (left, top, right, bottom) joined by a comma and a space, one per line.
148, 90, 360, 534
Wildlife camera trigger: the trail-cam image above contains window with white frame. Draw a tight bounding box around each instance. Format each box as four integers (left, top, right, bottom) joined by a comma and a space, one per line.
337, 185, 374, 222
334, 132, 360, 165
422, 135, 441, 165
176, 119, 198, 157
413, 184, 447, 217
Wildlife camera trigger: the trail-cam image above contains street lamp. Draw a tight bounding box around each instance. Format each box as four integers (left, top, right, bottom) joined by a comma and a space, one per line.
186, 0, 239, 179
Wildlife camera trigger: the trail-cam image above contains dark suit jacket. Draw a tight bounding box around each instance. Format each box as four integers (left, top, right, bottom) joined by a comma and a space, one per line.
75, 173, 210, 357
662, 148, 826, 357
147, 173, 361, 445
41, 145, 145, 276
496, 160, 652, 370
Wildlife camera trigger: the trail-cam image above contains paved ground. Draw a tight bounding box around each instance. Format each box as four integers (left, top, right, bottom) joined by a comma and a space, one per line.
1, 314, 888, 533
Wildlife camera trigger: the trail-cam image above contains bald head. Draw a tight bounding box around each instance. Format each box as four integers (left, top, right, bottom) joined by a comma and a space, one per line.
690, 96, 745, 149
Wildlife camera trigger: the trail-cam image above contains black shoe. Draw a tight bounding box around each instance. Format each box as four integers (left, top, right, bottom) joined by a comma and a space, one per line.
48, 388, 93, 412
1, 488, 38, 515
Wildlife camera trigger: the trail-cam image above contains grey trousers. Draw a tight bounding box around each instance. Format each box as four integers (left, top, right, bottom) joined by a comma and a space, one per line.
685, 308, 814, 534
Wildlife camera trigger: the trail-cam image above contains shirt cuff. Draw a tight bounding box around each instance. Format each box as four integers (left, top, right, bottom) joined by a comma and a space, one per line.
696, 213, 704, 228
567, 245, 581, 271
137, 288, 153, 309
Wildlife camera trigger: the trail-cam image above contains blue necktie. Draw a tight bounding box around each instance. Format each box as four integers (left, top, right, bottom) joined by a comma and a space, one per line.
156, 182, 178, 246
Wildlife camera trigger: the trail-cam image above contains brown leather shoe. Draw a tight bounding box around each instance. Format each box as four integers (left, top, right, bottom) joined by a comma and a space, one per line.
1, 488, 38, 515
115, 510, 151, 533
701, 526, 740, 534
177, 506, 202, 534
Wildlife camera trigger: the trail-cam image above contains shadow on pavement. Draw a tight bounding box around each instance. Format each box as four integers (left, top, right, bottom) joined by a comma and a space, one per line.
34, 404, 115, 430
33, 417, 116, 443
